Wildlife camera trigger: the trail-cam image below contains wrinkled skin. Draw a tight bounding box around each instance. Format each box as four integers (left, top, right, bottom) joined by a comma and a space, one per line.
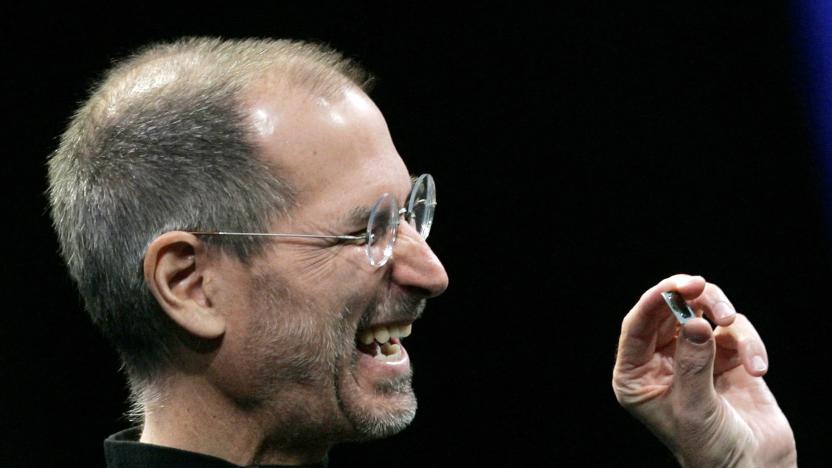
613, 274, 797, 467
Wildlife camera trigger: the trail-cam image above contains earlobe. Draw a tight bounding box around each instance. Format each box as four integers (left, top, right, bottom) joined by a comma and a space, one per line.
143, 231, 226, 339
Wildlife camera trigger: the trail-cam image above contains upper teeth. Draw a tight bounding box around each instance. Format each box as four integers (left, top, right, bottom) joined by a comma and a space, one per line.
359, 323, 412, 345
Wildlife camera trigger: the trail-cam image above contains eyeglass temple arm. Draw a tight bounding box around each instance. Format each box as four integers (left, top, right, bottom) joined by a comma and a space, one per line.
188, 231, 366, 241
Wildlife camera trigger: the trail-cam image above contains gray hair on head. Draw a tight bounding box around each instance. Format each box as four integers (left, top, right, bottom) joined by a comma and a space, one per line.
47, 37, 372, 407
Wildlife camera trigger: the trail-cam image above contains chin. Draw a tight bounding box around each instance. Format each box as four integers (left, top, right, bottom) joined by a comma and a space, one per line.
336, 361, 419, 441
345, 390, 417, 441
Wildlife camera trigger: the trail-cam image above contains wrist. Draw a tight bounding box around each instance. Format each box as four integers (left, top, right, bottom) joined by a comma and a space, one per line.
675, 439, 798, 468
676, 448, 752, 468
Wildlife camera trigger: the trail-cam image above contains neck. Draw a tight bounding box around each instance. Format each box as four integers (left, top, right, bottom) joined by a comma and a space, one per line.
139, 375, 330, 466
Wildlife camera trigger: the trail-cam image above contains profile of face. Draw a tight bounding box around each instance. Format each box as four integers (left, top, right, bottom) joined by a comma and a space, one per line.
207, 83, 449, 444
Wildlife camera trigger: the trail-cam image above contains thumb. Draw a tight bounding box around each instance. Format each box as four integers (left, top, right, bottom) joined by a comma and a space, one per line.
672, 318, 719, 417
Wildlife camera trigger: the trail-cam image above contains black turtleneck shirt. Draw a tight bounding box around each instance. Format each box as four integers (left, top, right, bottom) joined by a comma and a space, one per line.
104, 428, 328, 468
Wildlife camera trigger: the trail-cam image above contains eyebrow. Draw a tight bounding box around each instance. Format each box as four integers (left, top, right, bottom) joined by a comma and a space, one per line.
345, 205, 373, 227
340, 174, 417, 228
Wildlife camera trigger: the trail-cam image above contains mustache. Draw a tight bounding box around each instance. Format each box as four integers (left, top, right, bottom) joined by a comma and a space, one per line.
357, 291, 426, 330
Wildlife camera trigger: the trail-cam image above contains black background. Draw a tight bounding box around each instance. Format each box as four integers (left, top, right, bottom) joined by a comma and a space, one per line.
2, 4, 829, 466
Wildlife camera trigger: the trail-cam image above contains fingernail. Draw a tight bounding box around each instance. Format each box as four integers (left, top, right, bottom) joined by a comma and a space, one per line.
683, 326, 709, 344
752, 355, 768, 372
714, 302, 736, 321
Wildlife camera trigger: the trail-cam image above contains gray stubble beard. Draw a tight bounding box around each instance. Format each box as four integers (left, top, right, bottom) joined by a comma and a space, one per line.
335, 295, 425, 441
245, 267, 425, 444
335, 354, 418, 441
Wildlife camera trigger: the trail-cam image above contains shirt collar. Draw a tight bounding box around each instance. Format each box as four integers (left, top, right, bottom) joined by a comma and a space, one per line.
104, 427, 328, 468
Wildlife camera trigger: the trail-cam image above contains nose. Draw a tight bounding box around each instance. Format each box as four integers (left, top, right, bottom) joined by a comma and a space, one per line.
390, 221, 449, 298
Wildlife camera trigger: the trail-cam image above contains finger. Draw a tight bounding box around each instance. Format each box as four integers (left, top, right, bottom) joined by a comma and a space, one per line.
656, 311, 681, 348
712, 332, 742, 375
687, 282, 737, 327
617, 274, 706, 368
672, 318, 719, 416
713, 313, 768, 376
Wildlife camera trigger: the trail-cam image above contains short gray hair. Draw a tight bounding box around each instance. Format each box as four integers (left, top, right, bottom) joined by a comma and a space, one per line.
47, 37, 371, 396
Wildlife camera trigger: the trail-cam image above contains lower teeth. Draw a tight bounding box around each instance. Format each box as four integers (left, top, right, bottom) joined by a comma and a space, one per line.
381, 342, 401, 356
369, 342, 402, 361
357, 338, 403, 361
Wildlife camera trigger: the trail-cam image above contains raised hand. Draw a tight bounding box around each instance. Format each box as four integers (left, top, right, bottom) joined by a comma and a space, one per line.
612, 274, 797, 467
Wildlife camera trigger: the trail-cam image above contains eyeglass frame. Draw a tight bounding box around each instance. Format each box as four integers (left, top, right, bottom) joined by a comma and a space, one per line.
188, 173, 436, 268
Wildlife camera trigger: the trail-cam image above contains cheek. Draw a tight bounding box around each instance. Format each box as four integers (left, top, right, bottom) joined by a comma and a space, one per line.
331, 247, 377, 286
299, 250, 381, 306
275, 243, 370, 295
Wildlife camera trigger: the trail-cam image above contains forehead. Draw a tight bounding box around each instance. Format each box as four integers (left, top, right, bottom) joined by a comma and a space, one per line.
244, 82, 411, 208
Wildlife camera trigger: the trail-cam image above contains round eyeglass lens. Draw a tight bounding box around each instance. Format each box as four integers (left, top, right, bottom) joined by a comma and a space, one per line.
407, 174, 436, 239
366, 193, 399, 267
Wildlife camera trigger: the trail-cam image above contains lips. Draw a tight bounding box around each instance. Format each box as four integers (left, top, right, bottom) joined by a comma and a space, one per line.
351, 296, 424, 382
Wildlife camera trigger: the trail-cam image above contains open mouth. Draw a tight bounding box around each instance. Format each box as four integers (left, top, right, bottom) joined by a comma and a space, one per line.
356, 323, 412, 362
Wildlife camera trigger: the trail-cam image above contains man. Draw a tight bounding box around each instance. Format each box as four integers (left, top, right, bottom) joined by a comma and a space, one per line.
49, 37, 447, 466
48, 37, 796, 466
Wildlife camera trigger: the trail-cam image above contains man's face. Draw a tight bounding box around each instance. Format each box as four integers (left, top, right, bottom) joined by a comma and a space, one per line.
210, 83, 448, 443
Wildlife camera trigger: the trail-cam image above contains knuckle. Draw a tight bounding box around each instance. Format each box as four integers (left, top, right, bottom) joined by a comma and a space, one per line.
621, 310, 635, 329
704, 281, 724, 297
638, 286, 655, 304
611, 377, 641, 409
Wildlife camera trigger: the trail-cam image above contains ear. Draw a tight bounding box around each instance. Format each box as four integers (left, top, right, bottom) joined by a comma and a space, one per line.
143, 231, 225, 339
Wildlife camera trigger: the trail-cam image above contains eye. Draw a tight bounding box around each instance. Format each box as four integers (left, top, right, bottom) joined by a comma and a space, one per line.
345, 229, 369, 245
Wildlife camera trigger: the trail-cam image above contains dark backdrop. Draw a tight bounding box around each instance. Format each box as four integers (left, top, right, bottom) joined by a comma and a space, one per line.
2, 4, 829, 466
